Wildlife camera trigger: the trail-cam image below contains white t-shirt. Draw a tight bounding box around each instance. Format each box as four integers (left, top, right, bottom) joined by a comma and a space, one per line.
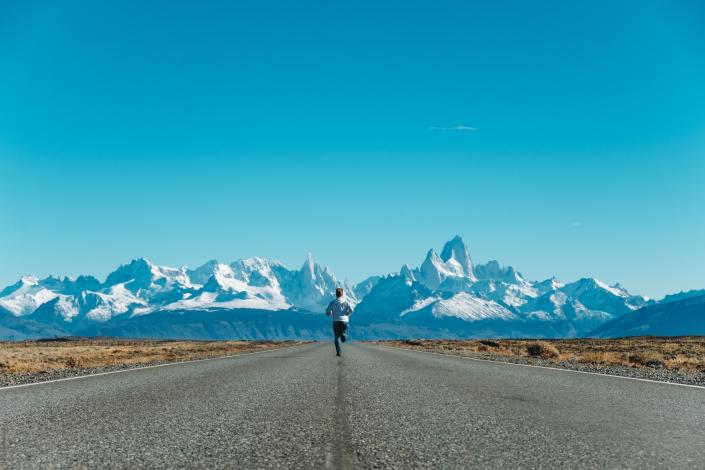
325, 297, 354, 322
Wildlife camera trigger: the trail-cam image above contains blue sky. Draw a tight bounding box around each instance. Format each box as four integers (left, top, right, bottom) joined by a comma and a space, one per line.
1, 0, 704, 298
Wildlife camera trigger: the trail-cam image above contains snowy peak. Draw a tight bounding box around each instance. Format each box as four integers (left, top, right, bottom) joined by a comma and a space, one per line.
475, 260, 525, 285
417, 237, 478, 290
187, 259, 220, 286
400, 264, 415, 284
440, 235, 476, 280
104, 258, 154, 286
105, 258, 192, 293
201, 264, 237, 293
230, 257, 283, 289
105, 258, 163, 291
302, 253, 316, 277
81, 284, 148, 322
562, 277, 628, 299
283, 254, 345, 312
20, 275, 40, 286
0, 276, 36, 297
535, 277, 564, 295
0, 276, 59, 316
419, 249, 445, 289
549, 277, 650, 316
354, 275, 383, 299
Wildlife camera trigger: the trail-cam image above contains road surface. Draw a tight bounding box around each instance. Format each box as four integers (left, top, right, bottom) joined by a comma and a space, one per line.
1, 342, 704, 468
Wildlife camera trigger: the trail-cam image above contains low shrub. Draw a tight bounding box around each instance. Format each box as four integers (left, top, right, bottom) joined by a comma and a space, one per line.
64, 356, 85, 368
526, 342, 560, 359
628, 352, 664, 368
479, 340, 501, 348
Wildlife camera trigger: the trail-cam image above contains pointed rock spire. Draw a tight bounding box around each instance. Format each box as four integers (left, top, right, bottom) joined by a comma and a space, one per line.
400, 264, 415, 281
419, 249, 445, 289
440, 235, 476, 280
300, 252, 317, 281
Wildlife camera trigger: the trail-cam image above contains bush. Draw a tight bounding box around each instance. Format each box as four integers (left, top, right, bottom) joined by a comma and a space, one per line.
479, 340, 501, 348
628, 353, 664, 368
65, 356, 85, 368
526, 342, 560, 359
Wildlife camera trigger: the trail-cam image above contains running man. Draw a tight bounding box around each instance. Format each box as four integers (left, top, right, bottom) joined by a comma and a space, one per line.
325, 287, 354, 357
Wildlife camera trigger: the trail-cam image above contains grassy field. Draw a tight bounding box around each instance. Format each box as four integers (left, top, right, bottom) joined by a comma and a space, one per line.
382, 337, 705, 372
0, 338, 306, 375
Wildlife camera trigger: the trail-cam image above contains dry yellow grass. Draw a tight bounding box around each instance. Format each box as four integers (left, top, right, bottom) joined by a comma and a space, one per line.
381, 337, 705, 372
0, 338, 306, 375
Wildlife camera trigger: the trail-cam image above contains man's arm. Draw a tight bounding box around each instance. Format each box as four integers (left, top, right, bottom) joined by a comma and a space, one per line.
345, 302, 354, 316
325, 302, 333, 316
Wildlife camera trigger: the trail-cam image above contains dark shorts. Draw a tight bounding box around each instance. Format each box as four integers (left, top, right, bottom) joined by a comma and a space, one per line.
333, 321, 348, 338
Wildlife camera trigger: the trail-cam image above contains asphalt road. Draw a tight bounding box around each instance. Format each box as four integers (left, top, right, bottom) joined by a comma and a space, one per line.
1, 342, 704, 469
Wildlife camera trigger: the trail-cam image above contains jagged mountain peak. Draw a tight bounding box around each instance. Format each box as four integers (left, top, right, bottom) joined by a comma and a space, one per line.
563, 277, 628, 298
0, 275, 60, 316
419, 249, 446, 289
20, 275, 40, 286
104, 257, 192, 293
534, 277, 564, 294
475, 260, 525, 285
417, 238, 478, 290
104, 258, 154, 284
425, 248, 439, 260
0, 276, 39, 297
400, 264, 415, 281
302, 252, 315, 271
186, 259, 221, 286
440, 235, 475, 279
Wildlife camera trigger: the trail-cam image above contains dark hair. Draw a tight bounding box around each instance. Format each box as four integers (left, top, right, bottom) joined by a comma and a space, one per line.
335, 287, 344, 298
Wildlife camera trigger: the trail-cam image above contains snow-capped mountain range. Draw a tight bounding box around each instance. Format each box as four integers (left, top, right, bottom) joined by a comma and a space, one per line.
352, 236, 652, 338
0, 236, 689, 340
1, 254, 352, 323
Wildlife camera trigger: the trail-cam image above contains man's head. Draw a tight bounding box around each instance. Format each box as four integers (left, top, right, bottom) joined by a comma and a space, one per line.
335, 287, 344, 298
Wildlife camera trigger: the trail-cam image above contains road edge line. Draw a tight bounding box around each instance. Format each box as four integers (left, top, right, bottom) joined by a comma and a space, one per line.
0, 342, 313, 391
374, 344, 705, 390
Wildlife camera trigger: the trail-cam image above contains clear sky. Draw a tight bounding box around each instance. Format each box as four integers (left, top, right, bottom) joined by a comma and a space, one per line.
1, 0, 704, 298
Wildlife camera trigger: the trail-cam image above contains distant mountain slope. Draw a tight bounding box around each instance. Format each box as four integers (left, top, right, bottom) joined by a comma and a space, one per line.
659, 289, 705, 304
80, 308, 332, 341
0, 305, 70, 340
590, 294, 705, 338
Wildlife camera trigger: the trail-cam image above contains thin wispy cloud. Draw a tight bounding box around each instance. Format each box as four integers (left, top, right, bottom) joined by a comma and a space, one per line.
429, 125, 477, 132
